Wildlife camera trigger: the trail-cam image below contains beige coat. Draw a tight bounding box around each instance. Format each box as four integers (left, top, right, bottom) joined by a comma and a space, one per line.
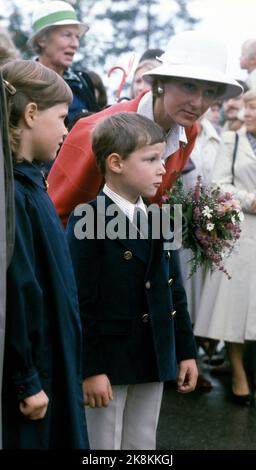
194, 127, 256, 342
247, 69, 256, 91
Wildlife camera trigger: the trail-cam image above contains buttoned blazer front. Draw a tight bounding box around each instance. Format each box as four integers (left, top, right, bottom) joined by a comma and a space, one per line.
67, 193, 196, 386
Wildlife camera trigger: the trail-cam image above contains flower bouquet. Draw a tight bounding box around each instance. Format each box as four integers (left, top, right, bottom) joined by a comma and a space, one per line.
163, 176, 244, 279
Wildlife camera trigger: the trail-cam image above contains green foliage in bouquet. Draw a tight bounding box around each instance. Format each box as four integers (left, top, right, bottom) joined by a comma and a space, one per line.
163, 176, 243, 278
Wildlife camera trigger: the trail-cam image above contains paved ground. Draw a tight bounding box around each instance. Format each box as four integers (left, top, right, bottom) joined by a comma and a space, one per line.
157, 358, 256, 450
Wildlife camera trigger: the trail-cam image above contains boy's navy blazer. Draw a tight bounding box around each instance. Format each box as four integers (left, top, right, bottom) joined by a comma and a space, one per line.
67, 192, 196, 385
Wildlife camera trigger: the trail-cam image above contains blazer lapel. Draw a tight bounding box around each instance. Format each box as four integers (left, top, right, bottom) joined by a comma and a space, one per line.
145, 211, 165, 279
96, 193, 167, 271
96, 192, 150, 265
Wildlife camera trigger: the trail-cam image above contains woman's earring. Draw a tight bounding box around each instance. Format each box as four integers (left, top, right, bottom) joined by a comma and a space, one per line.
157, 85, 164, 95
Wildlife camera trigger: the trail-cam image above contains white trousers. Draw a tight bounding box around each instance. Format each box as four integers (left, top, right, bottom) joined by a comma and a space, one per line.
85, 382, 164, 450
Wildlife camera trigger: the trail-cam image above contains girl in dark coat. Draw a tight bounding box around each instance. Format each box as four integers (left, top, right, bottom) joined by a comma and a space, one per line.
1, 59, 88, 449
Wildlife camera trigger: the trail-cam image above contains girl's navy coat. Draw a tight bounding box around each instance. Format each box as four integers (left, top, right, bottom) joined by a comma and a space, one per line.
3, 161, 88, 449
67, 193, 197, 385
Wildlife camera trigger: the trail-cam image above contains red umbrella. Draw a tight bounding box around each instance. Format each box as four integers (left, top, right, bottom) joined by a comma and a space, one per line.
108, 55, 135, 101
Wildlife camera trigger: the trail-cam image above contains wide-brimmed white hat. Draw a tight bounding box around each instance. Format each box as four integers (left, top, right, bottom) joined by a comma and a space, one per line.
27, 1, 89, 49
143, 31, 243, 101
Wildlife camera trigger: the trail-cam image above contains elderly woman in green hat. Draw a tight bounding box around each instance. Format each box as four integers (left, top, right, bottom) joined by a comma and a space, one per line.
27, 0, 99, 126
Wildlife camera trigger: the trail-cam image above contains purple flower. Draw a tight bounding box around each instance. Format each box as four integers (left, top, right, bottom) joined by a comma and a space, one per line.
163, 177, 242, 279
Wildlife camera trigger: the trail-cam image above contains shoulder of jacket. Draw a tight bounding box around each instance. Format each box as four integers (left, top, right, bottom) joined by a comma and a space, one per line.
221, 130, 239, 143
14, 179, 34, 211
72, 69, 94, 86
14, 172, 34, 190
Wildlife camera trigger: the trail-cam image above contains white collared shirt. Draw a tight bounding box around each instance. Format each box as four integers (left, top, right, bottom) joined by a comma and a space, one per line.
137, 91, 187, 160
103, 184, 147, 223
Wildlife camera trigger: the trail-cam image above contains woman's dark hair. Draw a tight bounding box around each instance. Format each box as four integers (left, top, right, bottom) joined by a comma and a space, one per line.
87, 70, 108, 109
150, 76, 226, 99
139, 48, 164, 62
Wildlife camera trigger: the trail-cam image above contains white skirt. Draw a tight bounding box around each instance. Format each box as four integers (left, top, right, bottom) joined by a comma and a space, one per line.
194, 213, 256, 343
179, 248, 207, 325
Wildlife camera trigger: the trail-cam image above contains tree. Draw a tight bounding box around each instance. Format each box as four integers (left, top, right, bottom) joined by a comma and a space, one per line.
74, 0, 200, 78
1, 0, 200, 72
175, 0, 199, 30
8, 5, 30, 55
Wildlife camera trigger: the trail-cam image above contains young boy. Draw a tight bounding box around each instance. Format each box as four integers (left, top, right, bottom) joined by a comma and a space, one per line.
67, 112, 198, 450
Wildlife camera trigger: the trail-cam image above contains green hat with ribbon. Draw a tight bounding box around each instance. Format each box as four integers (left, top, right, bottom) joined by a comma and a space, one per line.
27, 1, 89, 49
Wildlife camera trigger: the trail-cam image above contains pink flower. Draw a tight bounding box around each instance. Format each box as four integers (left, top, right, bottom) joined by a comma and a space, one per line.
193, 175, 202, 200
220, 199, 241, 213
162, 194, 169, 203
193, 207, 201, 221
163, 176, 242, 279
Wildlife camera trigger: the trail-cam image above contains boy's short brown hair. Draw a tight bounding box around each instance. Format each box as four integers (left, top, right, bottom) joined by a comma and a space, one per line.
92, 112, 166, 175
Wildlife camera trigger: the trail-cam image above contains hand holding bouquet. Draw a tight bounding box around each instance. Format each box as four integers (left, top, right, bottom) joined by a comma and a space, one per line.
163, 176, 244, 278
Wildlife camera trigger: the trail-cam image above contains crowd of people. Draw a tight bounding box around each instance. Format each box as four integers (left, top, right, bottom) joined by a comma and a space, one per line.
1, 0, 256, 451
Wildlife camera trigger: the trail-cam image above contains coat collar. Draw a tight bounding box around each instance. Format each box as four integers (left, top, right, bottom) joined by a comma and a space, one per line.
13, 161, 48, 190
236, 126, 256, 158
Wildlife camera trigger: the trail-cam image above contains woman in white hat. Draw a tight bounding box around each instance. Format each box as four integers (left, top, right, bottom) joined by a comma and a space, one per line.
48, 30, 243, 227
28, 1, 99, 126
194, 89, 256, 407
